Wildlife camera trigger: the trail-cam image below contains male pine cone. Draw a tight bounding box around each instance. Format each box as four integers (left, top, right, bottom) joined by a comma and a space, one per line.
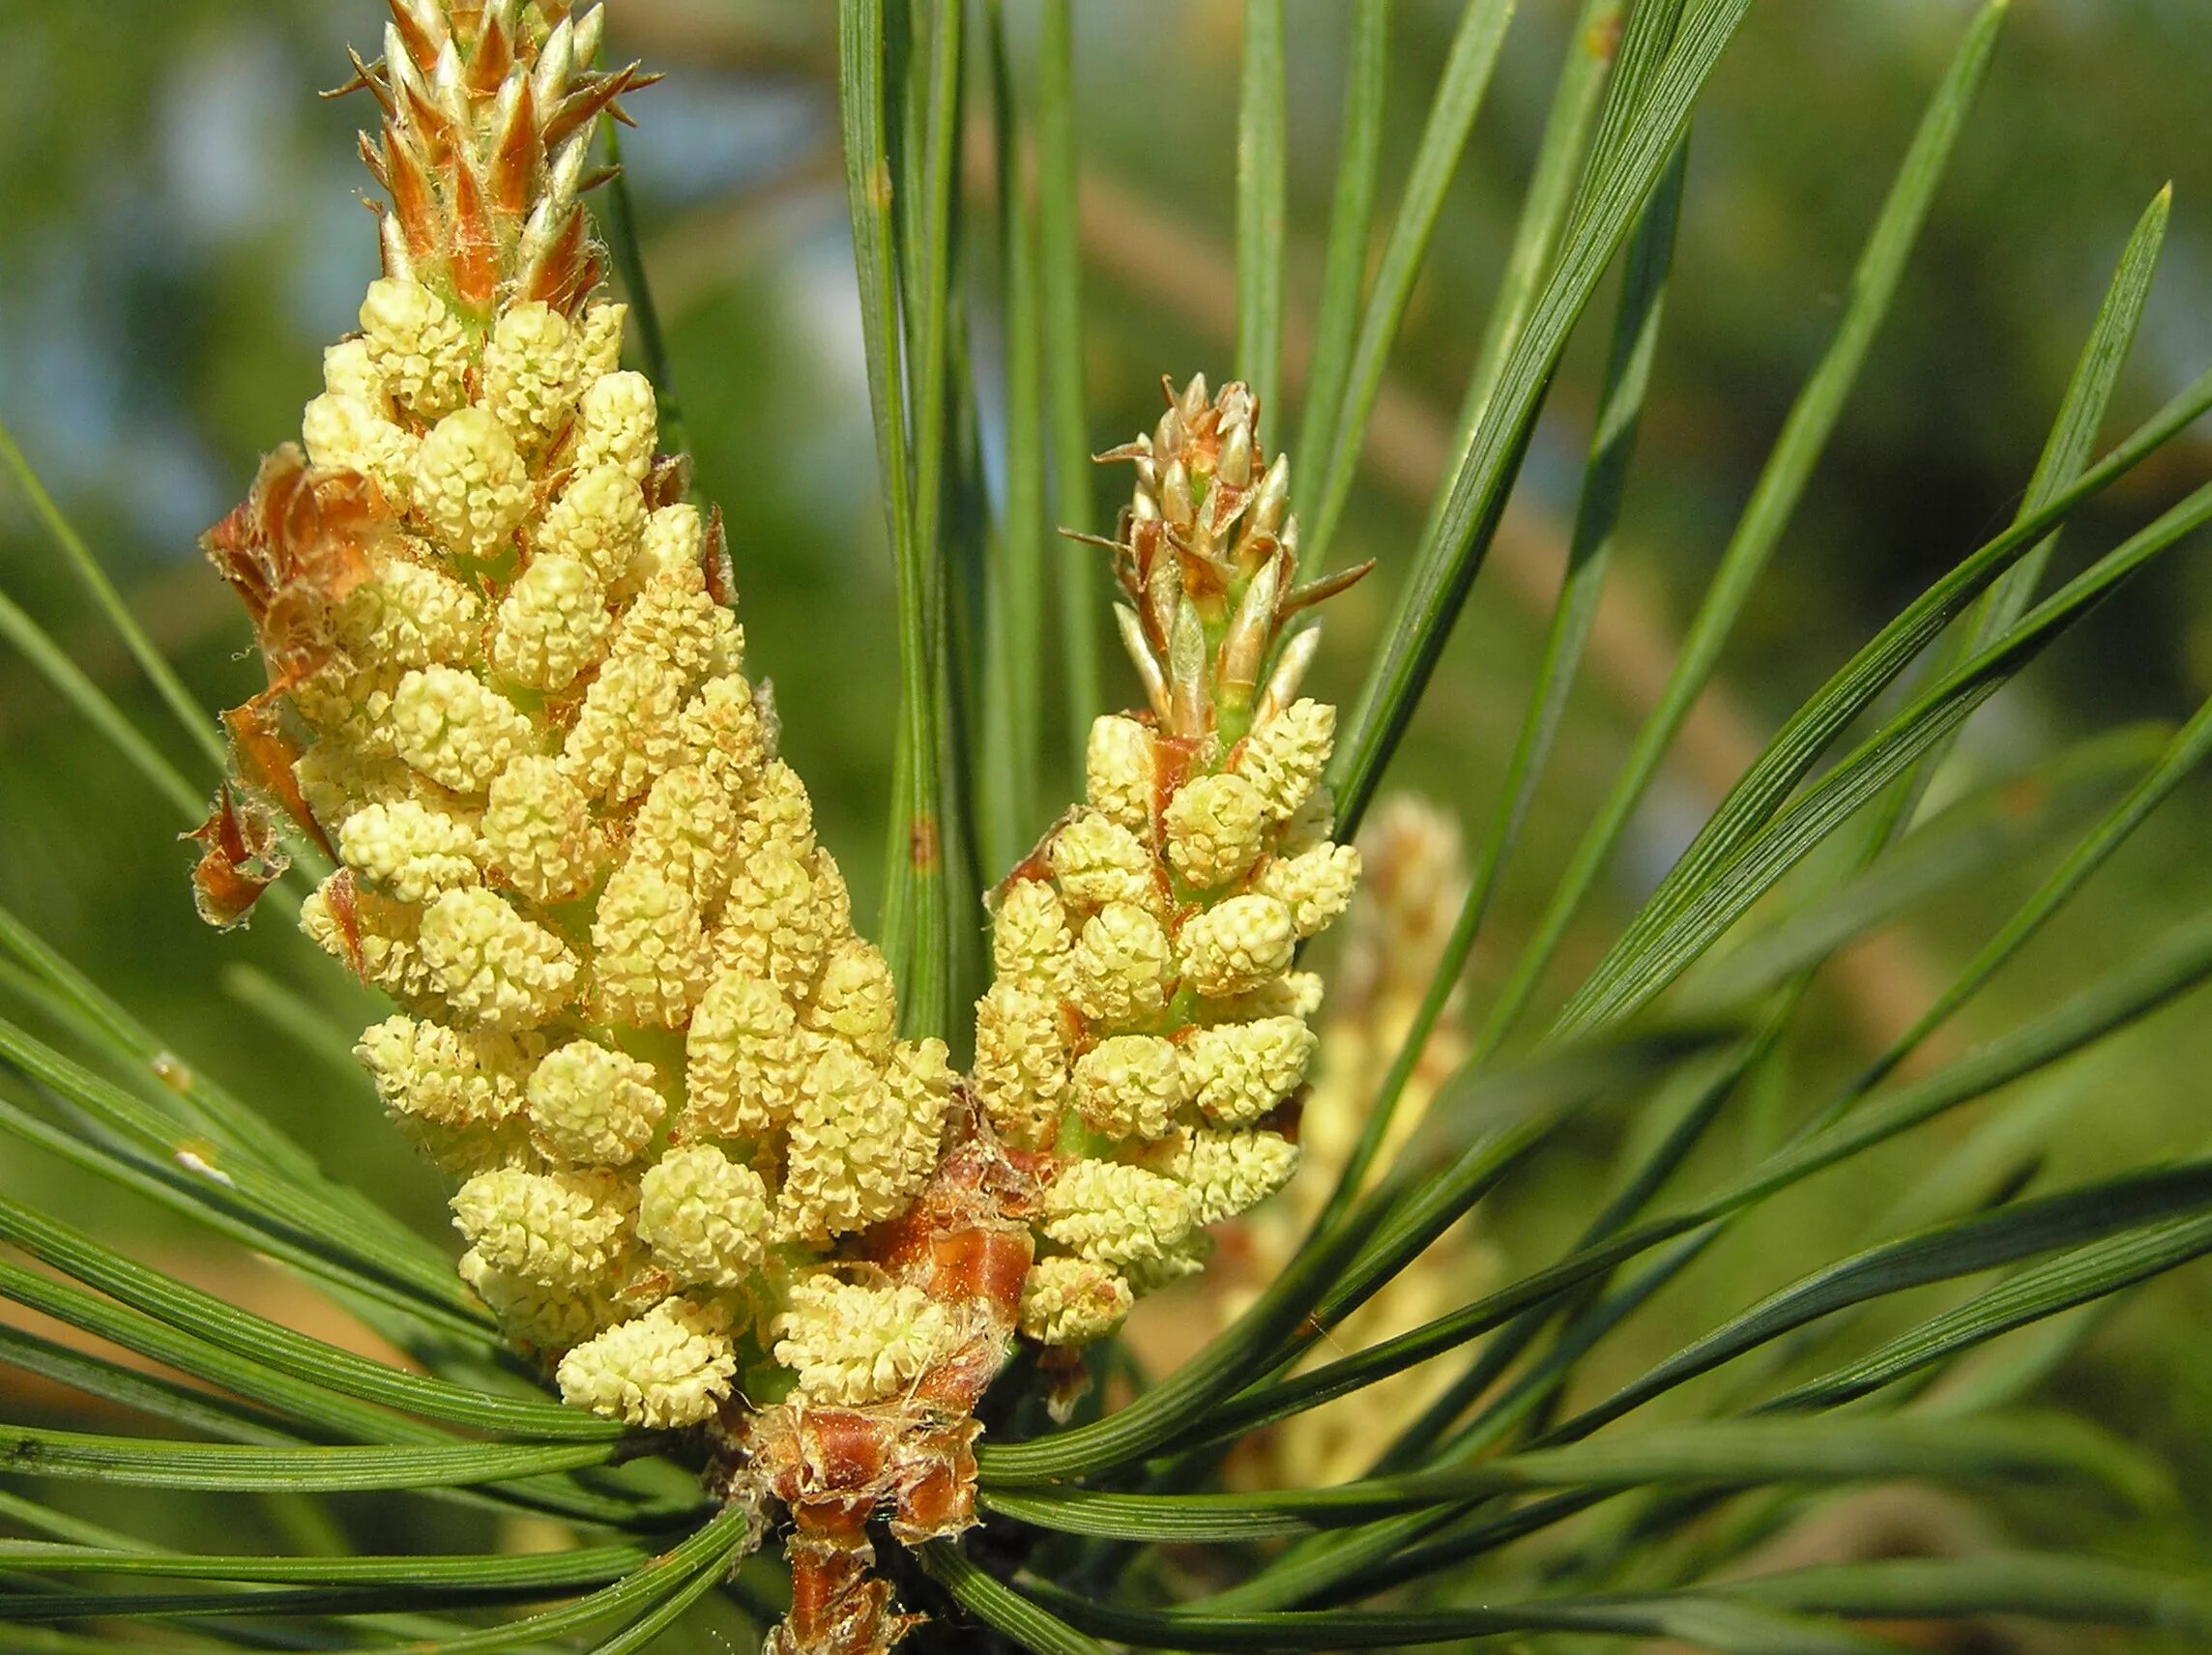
982, 375, 1366, 1356
192, 2, 952, 1432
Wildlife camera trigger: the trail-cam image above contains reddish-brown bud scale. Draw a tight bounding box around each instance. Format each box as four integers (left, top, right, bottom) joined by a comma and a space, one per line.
448, 160, 498, 312
856, 1205, 935, 1277
926, 1227, 1031, 1320
201, 450, 381, 695
382, 134, 439, 264
355, 131, 390, 190
804, 1411, 892, 1495
396, 83, 446, 156
489, 85, 541, 216
523, 209, 589, 308
386, 2, 440, 73
467, 11, 514, 94
701, 506, 737, 607
544, 77, 640, 150
1151, 730, 1204, 822
892, 1455, 969, 1540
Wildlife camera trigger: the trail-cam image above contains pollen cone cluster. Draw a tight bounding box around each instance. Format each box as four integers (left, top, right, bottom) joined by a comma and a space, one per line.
193, 2, 953, 1437
189, 12, 1370, 1651
982, 377, 1365, 1361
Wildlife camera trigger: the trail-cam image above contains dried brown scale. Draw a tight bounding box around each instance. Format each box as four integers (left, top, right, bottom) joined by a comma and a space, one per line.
185, 786, 290, 931
201, 451, 383, 696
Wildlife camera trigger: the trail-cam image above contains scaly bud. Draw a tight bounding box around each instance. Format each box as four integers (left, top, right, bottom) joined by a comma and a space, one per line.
636, 1145, 771, 1290
345, 10, 650, 318
1180, 1016, 1315, 1128
1018, 1256, 1134, 1347
1070, 1035, 1183, 1140
525, 1039, 668, 1166
1040, 1160, 1196, 1268
1178, 892, 1296, 1002
556, 1296, 736, 1429
1091, 377, 1363, 743
771, 1276, 963, 1406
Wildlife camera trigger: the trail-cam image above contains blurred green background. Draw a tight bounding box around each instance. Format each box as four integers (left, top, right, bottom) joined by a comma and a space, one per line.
4, 0, 2211, 1609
